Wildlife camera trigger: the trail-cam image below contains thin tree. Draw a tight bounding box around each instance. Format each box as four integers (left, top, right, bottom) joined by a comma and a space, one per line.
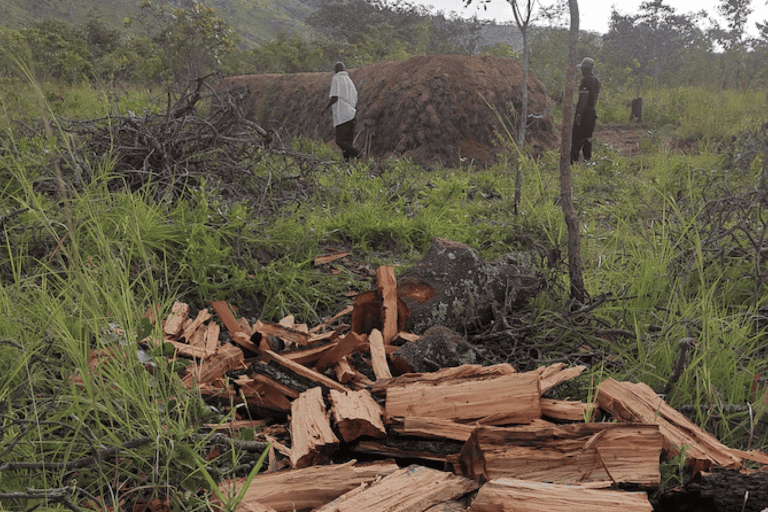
559, 0, 587, 303
464, 0, 537, 215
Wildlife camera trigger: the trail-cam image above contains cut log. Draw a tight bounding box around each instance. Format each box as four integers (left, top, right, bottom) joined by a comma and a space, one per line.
314, 464, 479, 512
385, 372, 540, 425
328, 388, 386, 442
369, 328, 393, 380
289, 387, 339, 468
467, 478, 653, 512
223, 460, 399, 512
596, 378, 743, 472
389, 416, 478, 442
163, 301, 189, 339
261, 349, 348, 393
459, 423, 663, 487
376, 265, 399, 344
541, 398, 594, 422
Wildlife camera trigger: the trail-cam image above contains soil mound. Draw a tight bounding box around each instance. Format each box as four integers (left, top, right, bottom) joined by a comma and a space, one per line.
227, 54, 558, 167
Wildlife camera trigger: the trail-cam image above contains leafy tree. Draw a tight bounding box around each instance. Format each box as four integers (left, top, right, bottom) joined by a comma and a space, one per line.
0, 26, 26, 78
23, 19, 93, 84
133, 1, 240, 84
709, 0, 753, 88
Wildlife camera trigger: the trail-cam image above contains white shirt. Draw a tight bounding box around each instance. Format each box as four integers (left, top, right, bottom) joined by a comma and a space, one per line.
329, 71, 357, 126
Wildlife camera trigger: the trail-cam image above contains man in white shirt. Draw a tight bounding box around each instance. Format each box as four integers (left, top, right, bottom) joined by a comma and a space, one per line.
322, 62, 362, 161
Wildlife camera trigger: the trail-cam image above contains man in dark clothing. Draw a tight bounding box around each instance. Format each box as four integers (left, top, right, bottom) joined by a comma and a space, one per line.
322, 61, 362, 161
571, 57, 602, 164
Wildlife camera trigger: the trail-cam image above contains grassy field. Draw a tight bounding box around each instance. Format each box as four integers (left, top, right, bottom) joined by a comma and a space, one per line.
1, 75, 767, 509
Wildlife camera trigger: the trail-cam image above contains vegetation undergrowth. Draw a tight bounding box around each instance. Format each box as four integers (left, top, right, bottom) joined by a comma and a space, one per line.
1, 72, 767, 509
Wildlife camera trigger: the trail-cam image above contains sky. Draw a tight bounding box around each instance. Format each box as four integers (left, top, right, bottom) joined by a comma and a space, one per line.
410, 0, 768, 37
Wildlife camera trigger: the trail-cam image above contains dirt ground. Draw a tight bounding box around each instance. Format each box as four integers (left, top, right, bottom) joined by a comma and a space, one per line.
226, 54, 558, 168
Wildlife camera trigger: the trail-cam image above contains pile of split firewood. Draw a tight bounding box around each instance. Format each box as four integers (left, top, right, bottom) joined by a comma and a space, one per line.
85, 266, 768, 511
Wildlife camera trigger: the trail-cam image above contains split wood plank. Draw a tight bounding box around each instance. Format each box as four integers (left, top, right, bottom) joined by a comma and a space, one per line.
354, 441, 457, 464
254, 320, 310, 347
596, 378, 743, 472
730, 447, 768, 466
204, 321, 220, 357
314, 464, 479, 512
224, 460, 399, 512
313, 250, 351, 266
536, 362, 587, 394
467, 478, 653, 512
369, 328, 393, 380
328, 388, 386, 442
372, 363, 517, 394
280, 342, 338, 366
310, 305, 354, 334
376, 265, 399, 344
541, 398, 594, 422
211, 300, 244, 336
389, 416, 477, 442
314, 331, 367, 372
385, 372, 541, 425
289, 387, 339, 468
459, 422, 663, 487
260, 349, 348, 392
163, 301, 189, 339
235, 502, 277, 512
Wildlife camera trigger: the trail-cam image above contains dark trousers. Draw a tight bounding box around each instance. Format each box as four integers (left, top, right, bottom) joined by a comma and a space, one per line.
335, 118, 361, 161
571, 111, 597, 163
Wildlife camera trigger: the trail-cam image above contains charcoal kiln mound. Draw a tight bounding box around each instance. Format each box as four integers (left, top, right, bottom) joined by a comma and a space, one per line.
226, 54, 558, 167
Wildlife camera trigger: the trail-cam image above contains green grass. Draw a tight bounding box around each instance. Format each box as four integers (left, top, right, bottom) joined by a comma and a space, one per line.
2, 76, 768, 507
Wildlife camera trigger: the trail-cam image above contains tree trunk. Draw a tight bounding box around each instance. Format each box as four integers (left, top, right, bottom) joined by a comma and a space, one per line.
514, 26, 529, 215
559, 0, 587, 303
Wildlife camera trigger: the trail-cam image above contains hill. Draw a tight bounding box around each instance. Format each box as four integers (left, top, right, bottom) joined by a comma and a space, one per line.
0, 0, 317, 47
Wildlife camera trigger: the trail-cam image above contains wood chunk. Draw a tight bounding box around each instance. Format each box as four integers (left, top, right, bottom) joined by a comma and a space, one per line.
333, 357, 356, 384
180, 308, 212, 342
163, 301, 189, 339
237, 316, 253, 335
314, 464, 479, 512
224, 460, 399, 512
234, 502, 277, 512
541, 398, 594, 422
236, 376, 292, 412
315, 332, 367, 372
536, 362, 587, 394
314, 251, 351, 266
168, 338, 208, 360
211, 300, 244, 336
261, 349, 348, 393
328, 389, 386, 442
376, 265, 399, 344
289, 387, 339, 468
183, 342, 245, 388
255, 320, 310, 347
459, 423, 663, 487
205, 321, 220, 357
385, 372, 540, 425
596, 378, 743, 472
424, 501, 468, 512
249, 373, 301, 401
369, 328, 393, 380
354, 441, 456, 464
467, 478, 653, 512
281, 342, 338, 366
350, 289, 409, 336
230, 331, 260, 353
389, 416, 477, 442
